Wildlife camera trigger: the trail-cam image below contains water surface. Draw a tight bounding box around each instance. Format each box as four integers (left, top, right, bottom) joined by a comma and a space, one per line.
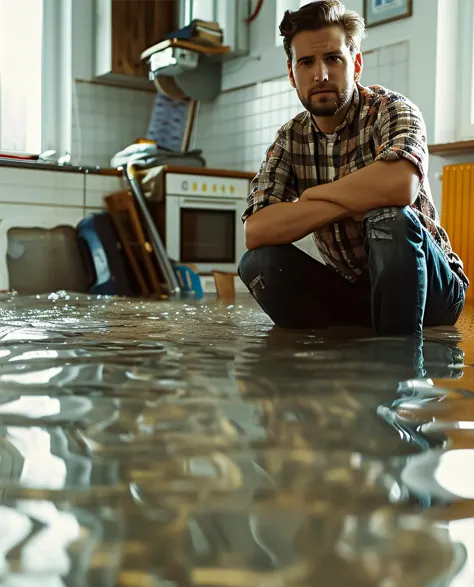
0, 291, 473, 586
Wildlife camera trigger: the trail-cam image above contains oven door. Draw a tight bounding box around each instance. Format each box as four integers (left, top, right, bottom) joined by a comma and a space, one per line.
166, 195, 246, 273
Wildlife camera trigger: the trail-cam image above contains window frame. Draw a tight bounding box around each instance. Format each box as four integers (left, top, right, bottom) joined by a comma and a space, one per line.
180, 0, 218, 27
41, 0, 73, 157
457, 0, 474, 140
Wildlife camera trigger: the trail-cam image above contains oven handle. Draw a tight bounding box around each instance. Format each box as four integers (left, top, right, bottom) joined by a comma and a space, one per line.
181, 198, 239, 207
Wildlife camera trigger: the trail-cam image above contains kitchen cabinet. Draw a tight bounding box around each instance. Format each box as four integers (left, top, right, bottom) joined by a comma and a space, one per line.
95, 0, 179, 87
84, 174, 124, 212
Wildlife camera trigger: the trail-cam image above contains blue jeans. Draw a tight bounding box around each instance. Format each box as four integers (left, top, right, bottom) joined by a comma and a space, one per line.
238, 206, 466, 336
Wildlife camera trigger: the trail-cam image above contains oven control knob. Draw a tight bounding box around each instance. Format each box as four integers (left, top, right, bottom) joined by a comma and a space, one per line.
182, 180, 189, 191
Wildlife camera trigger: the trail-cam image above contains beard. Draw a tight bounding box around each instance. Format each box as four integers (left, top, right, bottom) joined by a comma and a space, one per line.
298, 85, 353, 117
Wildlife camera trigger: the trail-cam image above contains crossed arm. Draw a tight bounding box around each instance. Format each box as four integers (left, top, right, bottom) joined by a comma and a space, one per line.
244, 158, 420, 250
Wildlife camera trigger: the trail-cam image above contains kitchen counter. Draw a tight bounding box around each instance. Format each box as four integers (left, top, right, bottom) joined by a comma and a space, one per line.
0, 158, 122, 176
0, 158, 257, 180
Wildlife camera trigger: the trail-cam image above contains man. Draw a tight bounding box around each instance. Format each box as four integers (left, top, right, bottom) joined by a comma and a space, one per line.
238, 0, 467, 337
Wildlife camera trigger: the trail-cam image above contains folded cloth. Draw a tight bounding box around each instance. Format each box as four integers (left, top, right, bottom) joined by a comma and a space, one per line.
110, 144, 206, 169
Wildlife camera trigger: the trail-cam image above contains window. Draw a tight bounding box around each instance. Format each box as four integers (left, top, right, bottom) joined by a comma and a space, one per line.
181, 0, 217, 26
0, 0, 43, 153
457, 0, 474, 140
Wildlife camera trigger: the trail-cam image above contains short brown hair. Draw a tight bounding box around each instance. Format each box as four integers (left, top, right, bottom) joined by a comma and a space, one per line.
279, 0, 366, 61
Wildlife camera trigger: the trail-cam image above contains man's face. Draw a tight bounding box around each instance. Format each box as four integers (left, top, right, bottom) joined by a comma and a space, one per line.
288, 26, 362, 118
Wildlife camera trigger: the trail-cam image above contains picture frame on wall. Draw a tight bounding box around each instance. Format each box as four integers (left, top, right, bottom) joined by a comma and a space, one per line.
363, 0, 413, 28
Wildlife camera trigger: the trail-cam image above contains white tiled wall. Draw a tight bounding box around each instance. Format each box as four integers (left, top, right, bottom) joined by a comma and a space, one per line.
361, 41, 409, 97
194, 41, 410, 173
71, 81, 156, 168
194, 79, 303, 174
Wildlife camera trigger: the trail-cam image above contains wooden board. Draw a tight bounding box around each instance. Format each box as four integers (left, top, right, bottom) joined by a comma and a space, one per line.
112, 0, 179, 78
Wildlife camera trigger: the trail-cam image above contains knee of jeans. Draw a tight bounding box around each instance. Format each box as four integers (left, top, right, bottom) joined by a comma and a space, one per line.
238, 249, 256, 285
238, 245, 281, 286
364, 206, 420, 242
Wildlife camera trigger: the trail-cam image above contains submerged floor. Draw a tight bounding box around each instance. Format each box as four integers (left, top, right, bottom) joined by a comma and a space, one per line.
0, 291, 473, 585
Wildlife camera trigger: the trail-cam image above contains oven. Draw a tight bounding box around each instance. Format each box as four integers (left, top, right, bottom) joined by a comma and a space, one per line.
164, 172, 248, 274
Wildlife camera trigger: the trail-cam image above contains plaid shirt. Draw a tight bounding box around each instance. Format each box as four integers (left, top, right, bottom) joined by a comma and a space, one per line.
242, 83, 468, 286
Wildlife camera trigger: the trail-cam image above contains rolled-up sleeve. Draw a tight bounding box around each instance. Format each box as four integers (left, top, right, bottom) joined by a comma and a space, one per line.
373, 96, 428, 181
241, 129, 298, 223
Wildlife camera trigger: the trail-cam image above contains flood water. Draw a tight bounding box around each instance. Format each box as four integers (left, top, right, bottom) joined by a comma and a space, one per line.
0, 290, 473, 586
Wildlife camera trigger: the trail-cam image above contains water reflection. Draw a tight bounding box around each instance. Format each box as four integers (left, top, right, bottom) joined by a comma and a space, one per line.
0, 293, 471, 585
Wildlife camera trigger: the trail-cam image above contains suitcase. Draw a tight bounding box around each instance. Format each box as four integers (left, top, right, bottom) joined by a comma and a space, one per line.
76, 213, 137, 297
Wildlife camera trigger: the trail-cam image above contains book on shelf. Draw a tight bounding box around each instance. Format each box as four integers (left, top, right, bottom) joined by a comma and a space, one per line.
167, 19, 224, 47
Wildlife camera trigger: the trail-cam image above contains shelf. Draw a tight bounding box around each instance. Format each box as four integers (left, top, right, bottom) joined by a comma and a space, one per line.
141, 38, 231, 62
141, 38, 233, 102
429, 140, 474, 156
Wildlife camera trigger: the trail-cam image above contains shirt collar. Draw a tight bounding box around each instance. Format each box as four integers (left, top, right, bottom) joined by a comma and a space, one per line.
310, 84, 360, 135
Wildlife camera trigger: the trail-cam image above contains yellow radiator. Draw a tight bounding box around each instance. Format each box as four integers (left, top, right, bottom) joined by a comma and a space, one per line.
442, 163, 474, 299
